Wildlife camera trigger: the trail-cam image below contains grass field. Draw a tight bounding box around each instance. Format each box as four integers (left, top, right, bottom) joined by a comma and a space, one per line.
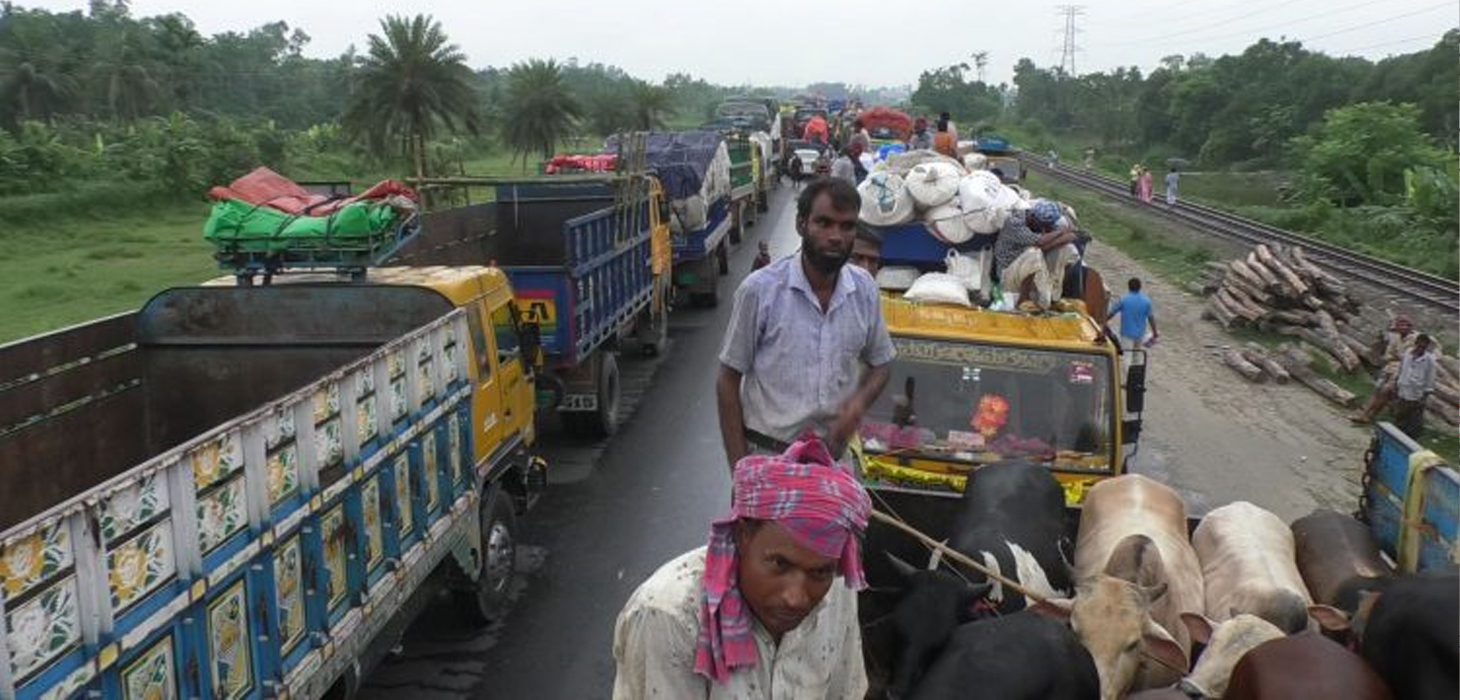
0, 202, 216, 342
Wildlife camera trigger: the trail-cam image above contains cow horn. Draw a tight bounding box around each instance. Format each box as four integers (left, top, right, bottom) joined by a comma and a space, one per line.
885, 552, 920, 580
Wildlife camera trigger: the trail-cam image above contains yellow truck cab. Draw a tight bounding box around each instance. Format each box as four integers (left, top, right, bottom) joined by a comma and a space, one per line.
854, 296, 1144, 506
348, 266, 540, 456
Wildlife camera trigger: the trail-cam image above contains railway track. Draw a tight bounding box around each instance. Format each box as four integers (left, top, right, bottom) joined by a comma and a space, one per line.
1022, 157, 1460, 314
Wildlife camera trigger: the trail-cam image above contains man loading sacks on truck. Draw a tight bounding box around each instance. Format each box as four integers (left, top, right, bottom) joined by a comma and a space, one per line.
612, 437, 873, 699
994, 199, 1078, 313
717, 178, 895, 469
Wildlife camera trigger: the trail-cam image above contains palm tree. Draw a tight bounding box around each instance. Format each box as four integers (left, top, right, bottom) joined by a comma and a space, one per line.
626, 80, 674, 131
500, 58, 581, 171
342, 15, 482, 180
0, 21, 77, 124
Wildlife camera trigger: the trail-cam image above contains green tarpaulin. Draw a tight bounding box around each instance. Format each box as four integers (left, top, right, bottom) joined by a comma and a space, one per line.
203, 198, 404, 253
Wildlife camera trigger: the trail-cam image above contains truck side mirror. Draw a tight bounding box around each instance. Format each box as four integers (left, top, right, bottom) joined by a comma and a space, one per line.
1125, 361, 1147, 413
519, 321, 543, 369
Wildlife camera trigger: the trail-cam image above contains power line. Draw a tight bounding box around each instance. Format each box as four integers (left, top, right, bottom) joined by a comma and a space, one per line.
1328, 31, 1450, 54
1107, 0, 1451, 49
1303, 3, 1454, 41
1129, 0, 1312, 43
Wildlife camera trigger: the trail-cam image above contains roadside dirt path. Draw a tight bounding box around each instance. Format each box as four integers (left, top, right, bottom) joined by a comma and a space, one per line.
1086, 240, 1371, 521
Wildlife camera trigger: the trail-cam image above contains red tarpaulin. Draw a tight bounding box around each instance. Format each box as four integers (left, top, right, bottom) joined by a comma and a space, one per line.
544, 154, 618, 174
858, 107, 914, 139
208, 167, 417, 216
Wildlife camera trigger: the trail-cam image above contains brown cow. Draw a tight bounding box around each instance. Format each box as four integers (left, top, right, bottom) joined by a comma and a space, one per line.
1040, 475, 1202, 700
1290, 509, 1392, 612
1224, 632, 1393, 700
1192, 501, 1313, 632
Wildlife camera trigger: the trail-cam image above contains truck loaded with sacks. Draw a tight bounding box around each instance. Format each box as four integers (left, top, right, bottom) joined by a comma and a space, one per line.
0, 173, 549, 699
622, 130, 738, 307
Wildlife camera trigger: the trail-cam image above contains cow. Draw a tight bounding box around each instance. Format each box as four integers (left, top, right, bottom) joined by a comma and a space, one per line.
1311, 573, 1458, 700
1191, 501, 1312, 633
1223, 632, 1393, 700
907, 611, 1099, 700
1038, 474, 1203, 700
1125, 690, 1191, 700
1290, 509, 1392, 613
1176, 613, 1285, 698
880, 461, 1071, 697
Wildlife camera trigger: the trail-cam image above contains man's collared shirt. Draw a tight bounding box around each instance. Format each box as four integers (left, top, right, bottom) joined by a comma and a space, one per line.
1397, 349, 1437, 402
611, 547, 866, 700
719, 256, 895, 443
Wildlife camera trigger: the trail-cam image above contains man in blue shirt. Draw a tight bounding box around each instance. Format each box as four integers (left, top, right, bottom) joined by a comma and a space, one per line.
1108, 277, 1159, 350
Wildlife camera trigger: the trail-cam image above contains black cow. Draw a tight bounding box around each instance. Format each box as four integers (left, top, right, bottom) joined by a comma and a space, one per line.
908, 611, 1099, 700
882, 461, 1073, 696
1358, 573, 1458, 700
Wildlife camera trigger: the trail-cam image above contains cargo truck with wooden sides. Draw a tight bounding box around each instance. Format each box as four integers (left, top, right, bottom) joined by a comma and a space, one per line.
398, 171, 672, 438
0, 264, 548, 700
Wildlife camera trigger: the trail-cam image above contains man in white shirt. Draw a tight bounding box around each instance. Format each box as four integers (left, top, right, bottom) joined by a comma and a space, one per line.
1393, 333, 1437, 439
612, 438, 871, 699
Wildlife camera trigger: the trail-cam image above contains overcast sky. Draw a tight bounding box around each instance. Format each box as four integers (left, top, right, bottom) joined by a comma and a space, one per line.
21, 0, 1459, 87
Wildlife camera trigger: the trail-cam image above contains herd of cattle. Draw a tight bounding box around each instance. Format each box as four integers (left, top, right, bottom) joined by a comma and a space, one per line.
866, 463, 1458, 700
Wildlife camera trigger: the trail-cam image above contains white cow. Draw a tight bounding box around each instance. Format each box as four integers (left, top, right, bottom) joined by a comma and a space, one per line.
1192, 501, 1313, 633
1179, 613, 1286, 698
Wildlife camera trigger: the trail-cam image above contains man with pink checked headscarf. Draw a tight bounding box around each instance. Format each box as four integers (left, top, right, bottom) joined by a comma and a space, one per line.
612, 436, 872, 699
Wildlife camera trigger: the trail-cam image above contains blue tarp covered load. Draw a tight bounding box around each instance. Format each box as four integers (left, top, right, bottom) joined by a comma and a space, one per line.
610, 131, 726, 200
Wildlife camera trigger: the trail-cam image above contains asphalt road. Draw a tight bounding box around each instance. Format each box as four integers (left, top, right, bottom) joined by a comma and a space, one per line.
359, 185, 802, 700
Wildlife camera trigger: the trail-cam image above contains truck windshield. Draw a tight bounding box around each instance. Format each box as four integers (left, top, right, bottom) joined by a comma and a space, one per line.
859, 336, 1115, 472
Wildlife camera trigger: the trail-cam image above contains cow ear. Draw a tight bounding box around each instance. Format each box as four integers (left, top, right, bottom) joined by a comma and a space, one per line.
1140, 582, 1168, 604
1031, 597, 1073, 621
885, 552, 919, 580
1308, 604, 1351, 632
1142, 618, 1189, 673
1181, 612, 1216, 645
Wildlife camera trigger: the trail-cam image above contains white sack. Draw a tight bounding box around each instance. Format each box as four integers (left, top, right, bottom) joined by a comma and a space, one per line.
858, 172, 915, 226
905, 161, 963, 209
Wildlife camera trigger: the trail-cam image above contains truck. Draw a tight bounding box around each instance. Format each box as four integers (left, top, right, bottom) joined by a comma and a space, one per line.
971, 135, 1024, 185
853, 224, 1143, 505
626, 131, 735, 308
0, 265, 547, 700
398, 172, 671, 438
724, 134, 773, 245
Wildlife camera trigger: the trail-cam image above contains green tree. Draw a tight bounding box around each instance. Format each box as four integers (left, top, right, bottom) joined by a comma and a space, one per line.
1292, 102, 1446, 205
0, 10, 79, 125
500, 58, 581, 170
626, 80, 673, 130
341, 15, 481, 179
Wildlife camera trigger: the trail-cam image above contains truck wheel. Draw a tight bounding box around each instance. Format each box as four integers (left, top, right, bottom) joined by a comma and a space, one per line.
589, 352, 621, 437
455, 486, 517, 626
757, 191, 769, 213
717, 242, 730, 276
639, 312, 668, 357
729, 203, 744, 245
564, 353, 621, 438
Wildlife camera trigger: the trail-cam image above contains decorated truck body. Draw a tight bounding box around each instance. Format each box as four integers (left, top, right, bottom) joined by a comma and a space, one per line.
0, 267, 545, 700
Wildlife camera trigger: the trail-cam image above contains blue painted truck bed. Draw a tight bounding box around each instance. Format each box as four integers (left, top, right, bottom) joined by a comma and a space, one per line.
489, 182, 655, 369
1361, 422, 1459, 572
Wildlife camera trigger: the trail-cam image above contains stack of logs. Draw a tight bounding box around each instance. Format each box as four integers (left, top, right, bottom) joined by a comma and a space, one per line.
1198, 243, 1460, 428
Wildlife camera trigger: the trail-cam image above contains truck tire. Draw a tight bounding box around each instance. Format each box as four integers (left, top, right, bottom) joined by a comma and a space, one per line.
637, 311, 668, 357
729, 202, 745, 245
455, 486, 517, 626
563, 352, 621, 438
689, 250, 721, 307
757, 190, 769, 213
